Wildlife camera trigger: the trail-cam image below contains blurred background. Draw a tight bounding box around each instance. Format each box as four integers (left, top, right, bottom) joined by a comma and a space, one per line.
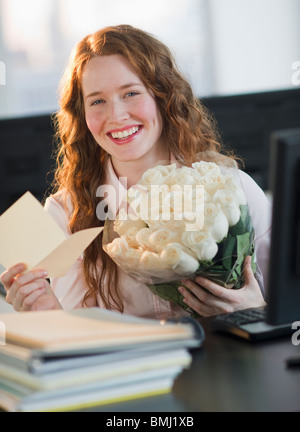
0, 0, 299, 118
0, 0, 300, 299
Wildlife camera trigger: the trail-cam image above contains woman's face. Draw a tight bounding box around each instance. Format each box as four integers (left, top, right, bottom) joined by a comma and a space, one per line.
82, 54, 167, 168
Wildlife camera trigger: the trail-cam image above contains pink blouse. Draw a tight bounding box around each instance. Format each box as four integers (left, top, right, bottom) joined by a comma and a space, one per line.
44, 159, 272, 319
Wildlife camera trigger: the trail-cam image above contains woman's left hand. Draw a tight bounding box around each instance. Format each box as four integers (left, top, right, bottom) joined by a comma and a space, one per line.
179, 256, 266, 317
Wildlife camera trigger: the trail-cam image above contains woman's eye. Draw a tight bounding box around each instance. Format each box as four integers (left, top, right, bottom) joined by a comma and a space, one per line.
126, 91, 139, 98
91, 99, 104, 106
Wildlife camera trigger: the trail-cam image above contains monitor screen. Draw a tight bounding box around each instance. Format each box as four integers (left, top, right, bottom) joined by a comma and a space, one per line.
266, 128, 300, 325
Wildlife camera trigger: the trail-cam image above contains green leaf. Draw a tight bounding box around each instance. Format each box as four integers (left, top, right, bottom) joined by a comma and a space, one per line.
229, 205, 252, 236
147, 281, 191, 313
220, 235, 237, 270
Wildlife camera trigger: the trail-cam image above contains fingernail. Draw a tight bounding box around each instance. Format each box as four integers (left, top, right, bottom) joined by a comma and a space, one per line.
196, 276, 204, 283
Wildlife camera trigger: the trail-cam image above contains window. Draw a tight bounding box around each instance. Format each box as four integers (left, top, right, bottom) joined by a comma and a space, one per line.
0, 0, 211, 118
0, 0, 299, 119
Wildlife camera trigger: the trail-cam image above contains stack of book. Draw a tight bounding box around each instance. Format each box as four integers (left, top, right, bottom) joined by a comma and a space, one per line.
0, 308, 202, 412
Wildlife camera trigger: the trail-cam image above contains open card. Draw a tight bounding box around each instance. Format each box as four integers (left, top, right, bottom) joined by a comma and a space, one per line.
0, 192, 103, 277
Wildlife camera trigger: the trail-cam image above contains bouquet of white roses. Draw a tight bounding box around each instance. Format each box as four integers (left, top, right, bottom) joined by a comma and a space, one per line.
102, 155, 256, 317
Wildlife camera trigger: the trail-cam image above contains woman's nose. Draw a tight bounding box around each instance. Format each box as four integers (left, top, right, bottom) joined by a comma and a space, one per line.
108, 100, 130, 122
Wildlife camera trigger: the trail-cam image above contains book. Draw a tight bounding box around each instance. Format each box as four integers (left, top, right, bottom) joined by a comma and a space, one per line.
0, 308, 202, 412
0, 308, 199, 355
0, 341, 191, 375
0, 367, 180, 412
0, 348, 192, 391
0, 352, 190, 412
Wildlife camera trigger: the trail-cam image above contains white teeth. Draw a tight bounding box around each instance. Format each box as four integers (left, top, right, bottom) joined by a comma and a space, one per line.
111, 127, 140, 140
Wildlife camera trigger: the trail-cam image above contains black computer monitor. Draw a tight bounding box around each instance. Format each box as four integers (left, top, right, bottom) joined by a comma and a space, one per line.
266, 128, 300, 325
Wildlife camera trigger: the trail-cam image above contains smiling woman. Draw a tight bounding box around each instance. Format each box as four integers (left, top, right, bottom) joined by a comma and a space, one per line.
1, 25, 271, 320
82, 54, 166, 182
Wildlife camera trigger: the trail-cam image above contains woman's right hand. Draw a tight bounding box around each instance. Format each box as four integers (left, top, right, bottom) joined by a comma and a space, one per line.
0, 263, 62, 312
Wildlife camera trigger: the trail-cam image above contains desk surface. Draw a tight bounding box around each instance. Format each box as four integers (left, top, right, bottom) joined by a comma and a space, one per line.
91, 319, 300, 413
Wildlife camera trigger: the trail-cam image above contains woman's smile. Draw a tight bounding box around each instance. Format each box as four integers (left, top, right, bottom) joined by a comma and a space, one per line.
107, 125, 143, 144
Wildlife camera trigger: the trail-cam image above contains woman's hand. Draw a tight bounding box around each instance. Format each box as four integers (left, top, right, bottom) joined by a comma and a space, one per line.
0, 263, 62, 312
179, 256, 266, 317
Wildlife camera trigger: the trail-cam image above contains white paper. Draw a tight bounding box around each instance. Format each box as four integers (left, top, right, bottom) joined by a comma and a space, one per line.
0, 192, 103, 277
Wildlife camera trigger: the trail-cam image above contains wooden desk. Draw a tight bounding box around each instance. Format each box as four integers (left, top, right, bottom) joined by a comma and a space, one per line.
90, 319, 300, 413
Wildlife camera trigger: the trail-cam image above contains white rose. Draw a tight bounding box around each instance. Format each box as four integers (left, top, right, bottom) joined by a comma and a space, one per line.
223, 204, 241, 227
190, 184, 205, 205
105, 237, 130, 264
140, 250, 165, 271
140, 168, 164, 186
181, 230, 208, 256
114, 209, 147, 236
106, 238, 144, 274
126, 185, 150, 221
159, 185, 202, 224
168, 184, 204, 214
181, 185, 205, 231
160, 243, 199, 277
138, 251, 177, 281
192, 161, 221, 177
180, 167, 200, 185
145, 184, 170, 222
208, 208, 229, 242
170, 184, 183, 192
166, 188, 183, 214
213, 187, 238, 206
213, 189, 242, 226
201, 170, 225, 195
123, 227, 141, 248
148, 217, 186, 232
163, 171, 179, 187
195, 239, 218, 261
183, 166, 202, 185
140, 164, 176, 186
148, 228, 179, 253
122, 248, 143, 270
181, 231, 218, 261
203, 202, 219, 225
136, 227, 154, 251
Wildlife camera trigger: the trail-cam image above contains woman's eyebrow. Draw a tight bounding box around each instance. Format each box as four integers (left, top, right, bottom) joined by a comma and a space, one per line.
119, 82, 143, 90
85, 83, 143, 100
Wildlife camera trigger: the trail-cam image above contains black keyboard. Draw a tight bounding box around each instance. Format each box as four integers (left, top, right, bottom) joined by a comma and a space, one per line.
210, 307, 294, 341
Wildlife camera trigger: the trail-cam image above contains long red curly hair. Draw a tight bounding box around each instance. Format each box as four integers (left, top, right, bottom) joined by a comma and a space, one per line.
51, 24, 232, 311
